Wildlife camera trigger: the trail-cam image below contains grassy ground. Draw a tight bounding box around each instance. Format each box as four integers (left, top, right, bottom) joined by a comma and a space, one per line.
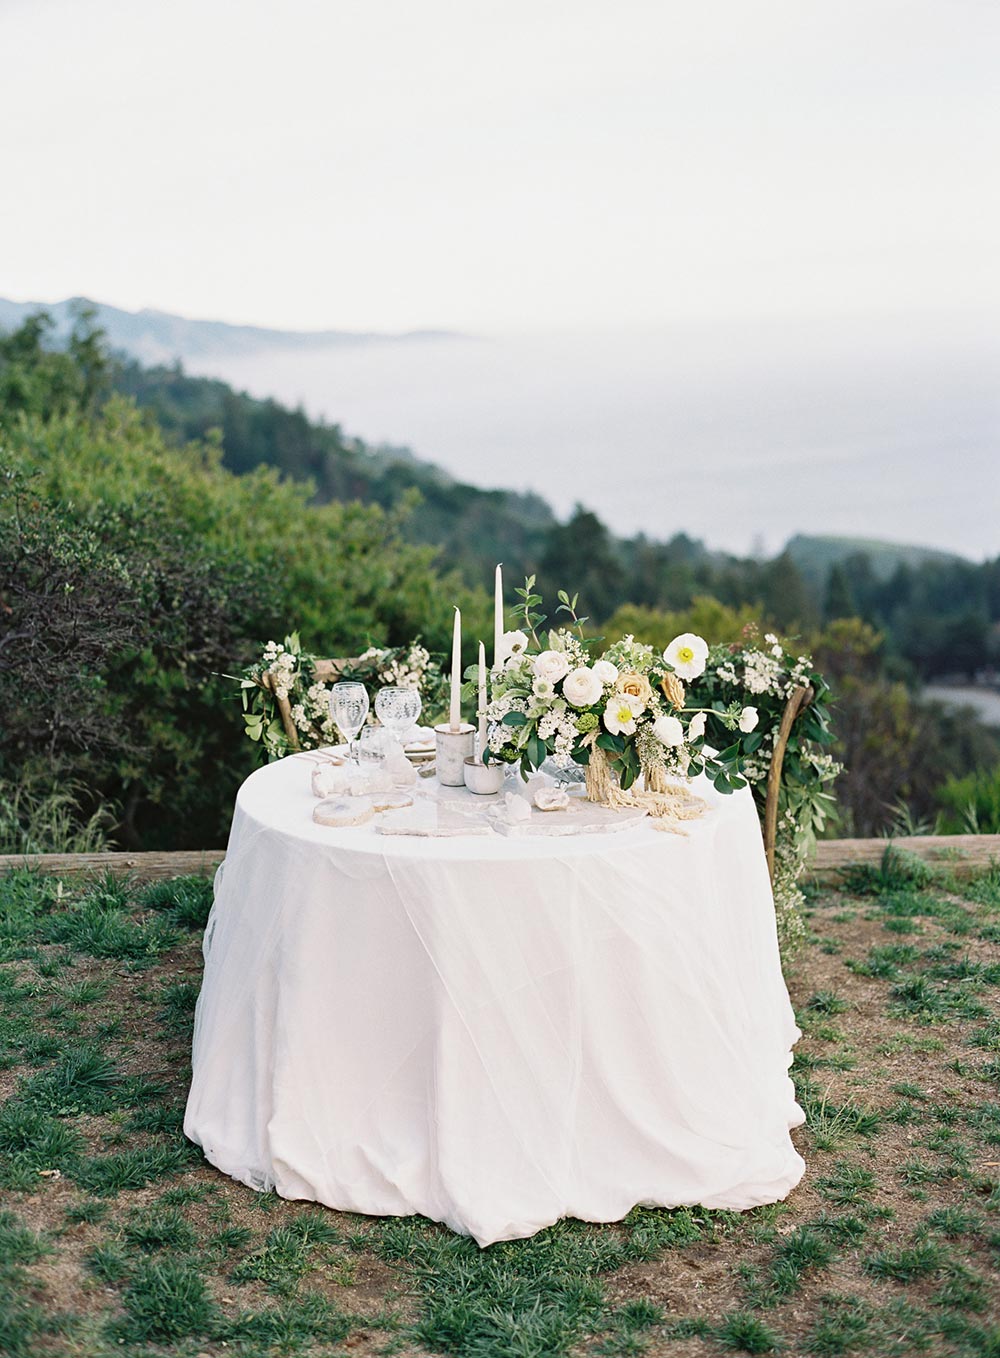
0, 852, 998, 1358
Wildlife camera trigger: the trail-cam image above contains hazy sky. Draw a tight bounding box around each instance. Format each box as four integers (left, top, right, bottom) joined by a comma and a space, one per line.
1, 0, 997, 333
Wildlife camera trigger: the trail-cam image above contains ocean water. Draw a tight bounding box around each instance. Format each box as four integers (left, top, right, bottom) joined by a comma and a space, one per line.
185, 316, 999, 560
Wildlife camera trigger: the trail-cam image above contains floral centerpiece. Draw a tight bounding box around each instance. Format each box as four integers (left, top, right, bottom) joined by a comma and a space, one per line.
480, 580, 760, 817
238, 633, 445, 760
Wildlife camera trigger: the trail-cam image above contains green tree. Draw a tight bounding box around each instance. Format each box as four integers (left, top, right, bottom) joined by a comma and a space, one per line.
538, 506, 625, 621
823, 563, 855, 621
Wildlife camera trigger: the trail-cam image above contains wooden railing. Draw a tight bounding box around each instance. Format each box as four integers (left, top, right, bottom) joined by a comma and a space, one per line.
0, 836, 996, 883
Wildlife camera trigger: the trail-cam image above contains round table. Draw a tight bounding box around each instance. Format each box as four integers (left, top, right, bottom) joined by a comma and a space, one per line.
184, 753, 804, 1247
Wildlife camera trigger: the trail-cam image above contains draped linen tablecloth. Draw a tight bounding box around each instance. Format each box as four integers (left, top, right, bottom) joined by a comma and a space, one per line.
184, 754, 804, 1246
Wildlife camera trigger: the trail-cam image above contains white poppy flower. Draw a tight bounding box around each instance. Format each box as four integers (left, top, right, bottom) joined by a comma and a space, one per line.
653, 714, 684, 747
688, 711, 707, 740
497, 629, 530, 666
532, 649, 571, 684
603, 693, 643, 736
562, 666, 604, 708
663, 633, 709, 680
739, 706, 760, 732
532, 676, 556, 700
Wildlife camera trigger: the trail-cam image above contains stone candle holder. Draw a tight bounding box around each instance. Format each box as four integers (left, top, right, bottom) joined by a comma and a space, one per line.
463, 756, 505, 795
434, 723, 475, 786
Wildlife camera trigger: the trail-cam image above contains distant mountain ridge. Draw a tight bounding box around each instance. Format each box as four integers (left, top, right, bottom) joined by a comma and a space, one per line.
0, 296, 972, 585
0, 296, 466, 367
785, 533, 964, 586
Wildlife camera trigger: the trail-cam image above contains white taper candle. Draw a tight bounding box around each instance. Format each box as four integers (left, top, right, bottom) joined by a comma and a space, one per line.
450, 607, 462, 731
478, 641, 487, 760
493, 564, 503, 667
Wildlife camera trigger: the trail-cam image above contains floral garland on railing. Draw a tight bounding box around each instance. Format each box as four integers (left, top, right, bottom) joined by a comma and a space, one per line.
686, 627, 841, 952
238, 633, 446, 760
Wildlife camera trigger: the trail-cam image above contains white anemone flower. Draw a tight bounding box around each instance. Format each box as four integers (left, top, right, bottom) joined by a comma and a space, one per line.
663, 633, 710, 680
497, 629, 530, 666
739, 706, 760, 732
688, 711, 707, 740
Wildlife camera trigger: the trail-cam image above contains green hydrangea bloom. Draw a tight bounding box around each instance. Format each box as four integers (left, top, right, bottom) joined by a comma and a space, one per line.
576, 712, 598, 733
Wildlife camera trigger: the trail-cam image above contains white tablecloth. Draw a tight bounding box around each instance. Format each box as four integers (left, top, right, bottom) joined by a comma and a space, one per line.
185, 755, 804, 1246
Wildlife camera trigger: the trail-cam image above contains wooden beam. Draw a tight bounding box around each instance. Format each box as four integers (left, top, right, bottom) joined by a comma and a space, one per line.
807, 835, 1000, 883
0, 836, 996, 885
0, 850, 225, 881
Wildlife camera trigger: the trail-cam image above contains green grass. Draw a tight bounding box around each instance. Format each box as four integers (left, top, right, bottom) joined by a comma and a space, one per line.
1, 867, 1000, 1357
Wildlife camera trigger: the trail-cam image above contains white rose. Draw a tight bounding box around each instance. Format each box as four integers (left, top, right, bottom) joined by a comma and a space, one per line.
663, 632, 709, 681
653, 714, 684, 747
739, 706, 759, 733
562, 666, 604, 708
688, 711, 707, 740
533, 649, 570, 684
592, 659, 619, 685
603, 693, 643, 736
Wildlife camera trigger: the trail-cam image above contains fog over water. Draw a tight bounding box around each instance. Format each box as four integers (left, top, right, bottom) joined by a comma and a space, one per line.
188, 314, 999, 560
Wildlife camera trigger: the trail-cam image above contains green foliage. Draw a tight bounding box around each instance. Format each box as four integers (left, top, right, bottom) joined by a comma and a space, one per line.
716, 1311, 784, 1352
114, 1256, 219, 1342
72, 1142, 193, 1195
0, 777, 116, 855
604, 595, 764, 650
938, 764, 1000, 834
810, 619, 1000, 836
0, 313, 485, 850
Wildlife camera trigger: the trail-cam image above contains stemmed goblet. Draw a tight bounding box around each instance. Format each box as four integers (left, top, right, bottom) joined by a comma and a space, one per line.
374, 686, 422, 751
329, 682, 370, 764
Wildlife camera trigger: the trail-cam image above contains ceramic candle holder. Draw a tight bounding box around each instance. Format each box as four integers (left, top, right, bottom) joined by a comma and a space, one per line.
463, 756, 505, 795
434, 724, 475, 786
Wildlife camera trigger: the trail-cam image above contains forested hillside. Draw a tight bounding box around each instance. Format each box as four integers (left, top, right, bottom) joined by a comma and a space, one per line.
2, 307, 999, 851
116, 337, 1000, 685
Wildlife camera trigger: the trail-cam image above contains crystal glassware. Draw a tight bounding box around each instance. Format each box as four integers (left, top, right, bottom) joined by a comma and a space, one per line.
374, 686, 422, 747
357, 726, 387, 767
329, 682, 370, 763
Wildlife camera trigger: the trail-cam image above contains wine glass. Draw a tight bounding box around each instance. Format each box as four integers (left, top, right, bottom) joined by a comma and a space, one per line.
374, 686, 422, 749
329, 682, 370, 763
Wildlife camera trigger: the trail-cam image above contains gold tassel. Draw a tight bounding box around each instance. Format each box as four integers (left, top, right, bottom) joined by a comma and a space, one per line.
585, 745, 706, 832
585, 745, 615, 804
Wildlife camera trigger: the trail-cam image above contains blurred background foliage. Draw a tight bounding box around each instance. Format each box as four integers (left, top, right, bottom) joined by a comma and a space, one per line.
2, 308, 998, 850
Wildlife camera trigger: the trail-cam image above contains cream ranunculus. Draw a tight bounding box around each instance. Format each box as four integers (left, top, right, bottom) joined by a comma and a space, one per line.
663, 632, 709, 680
616, 671, 653, 704
562, 666, 604, 708
653, 714, 684, 747
592, 659, 619, 686
739, 706, 759, 733
688, 711, 707, 740
602, 693, 643, 736
532, 649, 571, 684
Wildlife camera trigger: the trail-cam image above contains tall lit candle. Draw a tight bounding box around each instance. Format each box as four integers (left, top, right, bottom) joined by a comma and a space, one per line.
493, 564, 503, 667
449, 607, 462, 731
478, 641, 487, 760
